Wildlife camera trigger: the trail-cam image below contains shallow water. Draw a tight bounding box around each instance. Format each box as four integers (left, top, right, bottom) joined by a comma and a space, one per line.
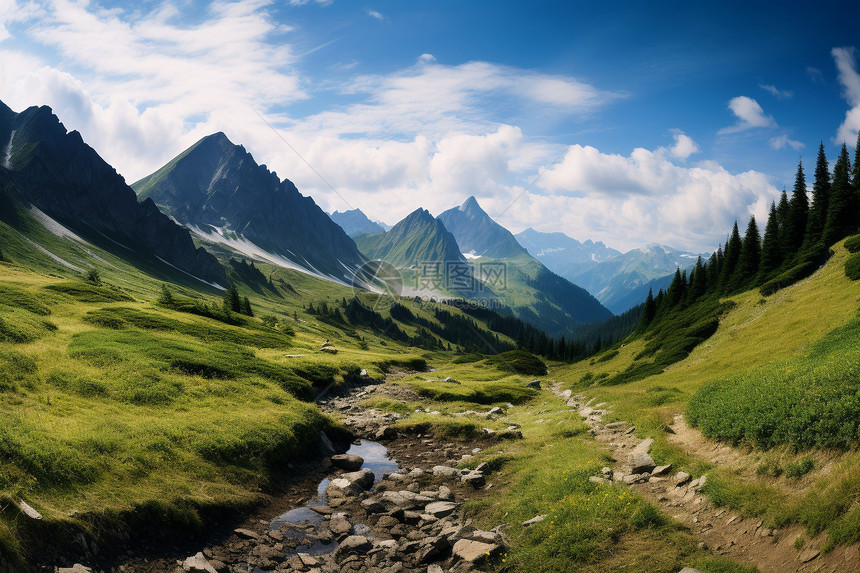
267, 439, 400, 557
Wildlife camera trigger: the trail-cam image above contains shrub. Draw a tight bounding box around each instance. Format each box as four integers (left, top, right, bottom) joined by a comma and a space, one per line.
760, 261, 816, 296
785, 457, 815, 478
845, 252, 860, 281
484, 350, 547, 376
844, 234, 860, 253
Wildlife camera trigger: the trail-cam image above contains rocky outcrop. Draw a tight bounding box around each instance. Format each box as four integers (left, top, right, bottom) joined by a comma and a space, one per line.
0, 100, 226, 285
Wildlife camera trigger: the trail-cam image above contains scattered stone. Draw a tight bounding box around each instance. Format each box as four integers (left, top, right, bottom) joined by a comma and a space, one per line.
629, 451, 656, 474
651, 464, 672, 476
443, 377, 460, 384
342, 468, 375, 489
527, 379, 541, 389
461, 471, 486, 489
233, 528, 259, 540
19, 500, 41, 520
799, 548, 820, 563
424, 501, 458, 519
331, 454, 364, 471
56, 566, 92, 573
452, 539, 503, 565
589, 476, 607, 484
182, 552, 217, 573
674, 471, 692, 486
297, 553, 319, 567
521, 514, 546, 527
432, 465, 461, 478
335, 535, 372, 560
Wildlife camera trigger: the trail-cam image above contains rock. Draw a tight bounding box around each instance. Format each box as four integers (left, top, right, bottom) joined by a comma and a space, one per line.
443, 377, 460, 384
799, 548, 820, 563
327, 477, 363, 497
56, 566, 92, 573
632, 438, 654, 454
629, 451, 656, 474
330, 514, 353, 537
233, 528, 259, 540
424, 501, 458, 519
652, 464, 673, 476
19, 500, 41, 520
678, 569, 707, 573
432, 465, 460, 478
335, 535, 372, 559
428, 565, 444, 573
182, 552, 217, 573
674, 471, 692, 486
527, 379, 541, 389
521, 514, 546, 527
438, 485, 453, 501
622, 474, 643, 484
377, 539, 398, 550
342, 468, 375, 490
331, 454, 364, 471
452, 539, 503, 565
375, 426, 396, 440
589, 476, 607, 484
320, 346, 338, 354
488, 406, 504, 416
361, 497, 386, 513
461, 471, 486, 489
297, 553, 319, 567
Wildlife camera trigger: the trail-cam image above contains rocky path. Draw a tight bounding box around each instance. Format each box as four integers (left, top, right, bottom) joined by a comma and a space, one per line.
550, 383, 860, 573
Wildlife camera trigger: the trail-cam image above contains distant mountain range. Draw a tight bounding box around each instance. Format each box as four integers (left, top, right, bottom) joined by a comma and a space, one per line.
133, 132, 366, 283
515, 227, 705, 314
0, 101, 225, 286
330, 208, 386, 237
515, 228, 621, 278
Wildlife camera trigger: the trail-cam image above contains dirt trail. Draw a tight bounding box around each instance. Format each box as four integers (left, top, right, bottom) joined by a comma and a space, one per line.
550, 383, 860, 573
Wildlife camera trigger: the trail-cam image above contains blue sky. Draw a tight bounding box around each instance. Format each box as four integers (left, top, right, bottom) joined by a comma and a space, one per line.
1, 0, 858, 251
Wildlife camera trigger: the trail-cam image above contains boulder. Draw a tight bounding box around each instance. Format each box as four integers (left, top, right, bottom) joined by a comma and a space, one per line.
182, 552, 217, 573
432, 465, 461, 478
331, 454, 364, 471
326, 477, 363, 498
56, 566, 92, 573
674, 471, 692, 486
652, 464, 672, 476
19, 500, 41, 520
527, 379, 541, 389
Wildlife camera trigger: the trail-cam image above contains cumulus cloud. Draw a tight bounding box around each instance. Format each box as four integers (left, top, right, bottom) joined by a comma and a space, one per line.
526, 144, 778, 252
759, 83, 793, 99
769, 134, 804, 151
833, 47, 860, 144
666, 130, 700, 160
718, 96, 777, 134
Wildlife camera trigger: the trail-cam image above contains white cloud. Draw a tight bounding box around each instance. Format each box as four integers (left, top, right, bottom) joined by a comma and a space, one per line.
718, 96, 777, 134
667, 130, 700, 160
833, 47, 860, 144
366, 9, 387, 21
758, 83, 793, 99
769, 134, 804, 151
525, 144, 778, 252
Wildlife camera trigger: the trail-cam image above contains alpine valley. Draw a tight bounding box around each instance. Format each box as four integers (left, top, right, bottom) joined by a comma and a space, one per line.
3, 93, 860, 573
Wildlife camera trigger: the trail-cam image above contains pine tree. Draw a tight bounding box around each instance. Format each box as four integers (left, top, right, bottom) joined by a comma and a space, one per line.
733, 216, 761, 290
665, 268, 685, 308
822, 144, 855, 246
853, 131, 860, 191
241, 296, 253, 317
639, 288, 656, 330
806, 142, 831, 246
688, 256, 707, 302
158, 284, 175, 306
224, 284, 241, 313
759, 202, 782, 278
719, 222, 742, 292
776, 190, 790, 257
786, 160, 809, 253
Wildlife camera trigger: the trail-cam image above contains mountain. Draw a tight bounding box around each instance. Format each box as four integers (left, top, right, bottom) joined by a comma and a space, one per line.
573, 245, 704, 314
133, 132, 365, 283
437, 196, 528, 259
354, 208, 464, 268
0, 101, 225, 286
515, 228, 621, 279
331, 208, 386, 237
436, 197, 612, 334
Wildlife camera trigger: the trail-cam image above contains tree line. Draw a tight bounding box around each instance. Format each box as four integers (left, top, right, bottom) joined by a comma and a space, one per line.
640, 133, 860, 330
